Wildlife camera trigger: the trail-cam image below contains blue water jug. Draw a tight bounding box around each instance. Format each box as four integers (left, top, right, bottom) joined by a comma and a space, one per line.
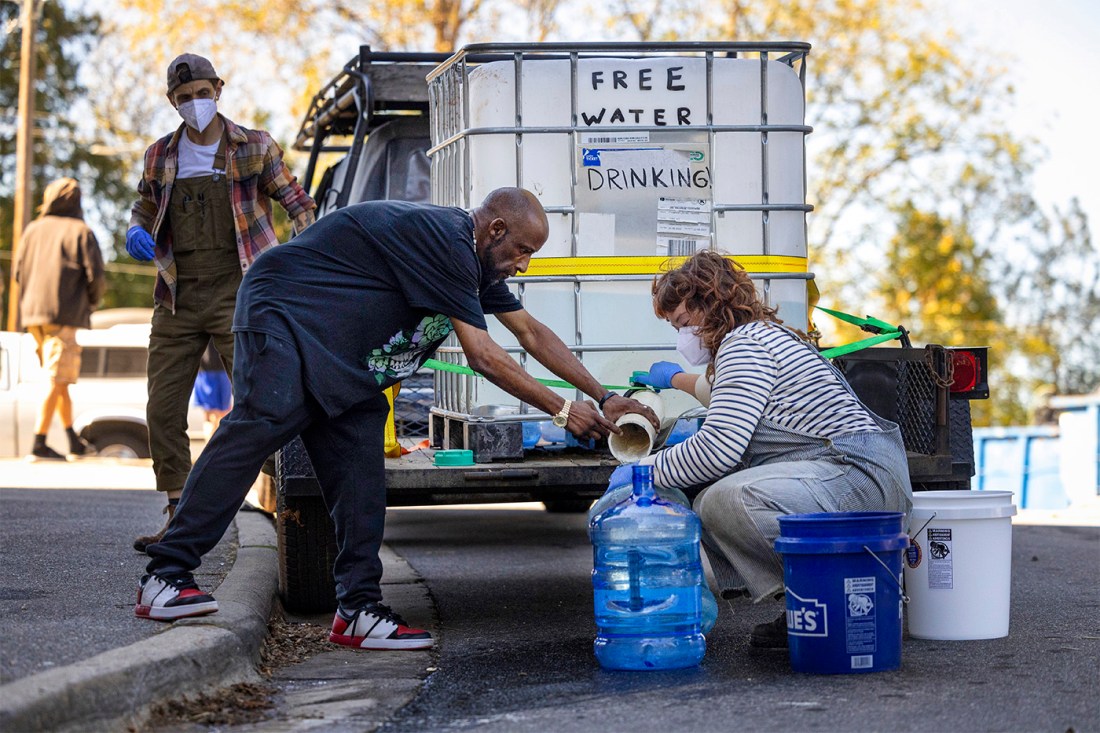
589, 479, 718, 634
589, 465, 707, 670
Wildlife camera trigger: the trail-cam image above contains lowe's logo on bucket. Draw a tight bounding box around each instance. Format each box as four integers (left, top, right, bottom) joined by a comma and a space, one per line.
786, 589, 828, 637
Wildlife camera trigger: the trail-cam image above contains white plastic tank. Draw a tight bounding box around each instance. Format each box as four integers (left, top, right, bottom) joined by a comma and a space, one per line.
429, 45, 813, 416
466, 56, 807, 260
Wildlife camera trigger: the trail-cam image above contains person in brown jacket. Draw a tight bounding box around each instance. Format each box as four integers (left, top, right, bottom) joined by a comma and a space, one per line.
14, 177, 107, 460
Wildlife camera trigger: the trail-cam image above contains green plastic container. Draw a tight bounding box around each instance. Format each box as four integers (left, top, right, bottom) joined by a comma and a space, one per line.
433, 449, 474, 467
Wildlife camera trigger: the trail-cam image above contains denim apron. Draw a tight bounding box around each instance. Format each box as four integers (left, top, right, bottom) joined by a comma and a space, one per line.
692, 325, 913, 603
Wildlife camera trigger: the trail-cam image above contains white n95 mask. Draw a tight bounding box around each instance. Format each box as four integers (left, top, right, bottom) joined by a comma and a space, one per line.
676, 327, 711, 366
178, 99, 217, 133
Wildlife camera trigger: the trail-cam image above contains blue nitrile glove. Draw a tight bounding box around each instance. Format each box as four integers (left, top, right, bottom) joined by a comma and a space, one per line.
607, 462, 637, 491
632, 361, 684, 391
126, 226, 156, 261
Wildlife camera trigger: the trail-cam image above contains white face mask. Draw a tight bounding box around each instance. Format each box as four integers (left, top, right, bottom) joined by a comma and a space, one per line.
676, 326, 711, 366
178, 98, 217, 133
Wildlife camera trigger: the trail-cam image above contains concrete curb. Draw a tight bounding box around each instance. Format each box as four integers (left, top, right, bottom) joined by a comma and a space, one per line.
0, 510, 278, 733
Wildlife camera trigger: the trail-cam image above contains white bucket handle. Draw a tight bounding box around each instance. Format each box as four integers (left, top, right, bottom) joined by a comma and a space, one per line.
906, 511, 938, 538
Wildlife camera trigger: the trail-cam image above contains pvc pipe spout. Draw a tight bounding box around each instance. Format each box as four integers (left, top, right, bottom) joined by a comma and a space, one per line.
609, 389, 666, 463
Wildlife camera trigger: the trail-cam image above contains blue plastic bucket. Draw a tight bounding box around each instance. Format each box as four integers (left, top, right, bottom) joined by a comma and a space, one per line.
774, 512, 908, 674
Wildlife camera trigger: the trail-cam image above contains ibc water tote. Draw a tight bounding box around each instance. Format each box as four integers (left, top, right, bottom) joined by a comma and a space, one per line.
589, 465, 707, 670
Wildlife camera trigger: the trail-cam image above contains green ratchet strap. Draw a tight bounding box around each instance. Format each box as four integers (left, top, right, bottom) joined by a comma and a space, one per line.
814, 306, 904, 358
424, 307, 901, 388
423, 358, 633, 392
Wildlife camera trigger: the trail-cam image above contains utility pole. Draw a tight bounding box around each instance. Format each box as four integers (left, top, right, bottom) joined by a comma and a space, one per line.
7, 0, 38, 331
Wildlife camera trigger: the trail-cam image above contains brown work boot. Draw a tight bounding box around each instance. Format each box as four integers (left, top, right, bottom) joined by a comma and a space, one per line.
133, 504, 175, 554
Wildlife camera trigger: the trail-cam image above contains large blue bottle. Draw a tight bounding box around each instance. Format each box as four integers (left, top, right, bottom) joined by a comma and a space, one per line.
589, 465, 707, 670
588, 481, 718, 634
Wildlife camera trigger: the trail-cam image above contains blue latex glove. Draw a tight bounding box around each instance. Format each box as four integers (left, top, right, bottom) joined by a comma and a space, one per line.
126, 226, 156, 261
607, 462, 636, 491
632, 361, 684, 391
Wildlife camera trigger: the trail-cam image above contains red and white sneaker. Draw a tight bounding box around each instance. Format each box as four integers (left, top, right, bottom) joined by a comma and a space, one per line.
329, 603, 433, 650
135, 572, 219, 621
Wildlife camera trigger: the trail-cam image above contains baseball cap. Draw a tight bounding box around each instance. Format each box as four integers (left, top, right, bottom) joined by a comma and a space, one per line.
166, 53, 221, 94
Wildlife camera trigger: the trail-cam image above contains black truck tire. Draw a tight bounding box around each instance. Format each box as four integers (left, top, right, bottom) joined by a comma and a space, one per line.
88, 427, 150, 459
276, 492, 338, 614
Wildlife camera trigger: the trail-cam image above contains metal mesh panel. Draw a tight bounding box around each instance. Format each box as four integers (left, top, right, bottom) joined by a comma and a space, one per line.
394, 370, 434, 438
834, 349, 945, 458
896, 360, 938, 455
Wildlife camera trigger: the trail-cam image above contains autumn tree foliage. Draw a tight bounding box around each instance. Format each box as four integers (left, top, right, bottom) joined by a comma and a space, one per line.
7, 0, 1093, 420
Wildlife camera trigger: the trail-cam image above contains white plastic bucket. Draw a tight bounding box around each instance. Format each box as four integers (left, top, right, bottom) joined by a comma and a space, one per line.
904, 490, 1017, 640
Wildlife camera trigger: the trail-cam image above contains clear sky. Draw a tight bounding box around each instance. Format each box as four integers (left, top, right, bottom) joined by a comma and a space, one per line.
953, 0, 1100, 229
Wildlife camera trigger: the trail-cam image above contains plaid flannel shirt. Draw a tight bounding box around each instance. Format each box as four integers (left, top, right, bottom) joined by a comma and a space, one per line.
129, 116, 316, 312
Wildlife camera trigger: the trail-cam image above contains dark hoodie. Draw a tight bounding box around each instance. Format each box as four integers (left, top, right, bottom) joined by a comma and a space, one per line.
14, 178, 106, 329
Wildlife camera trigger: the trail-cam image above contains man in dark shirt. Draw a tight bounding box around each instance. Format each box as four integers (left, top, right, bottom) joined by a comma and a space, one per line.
135, 188, 657, 651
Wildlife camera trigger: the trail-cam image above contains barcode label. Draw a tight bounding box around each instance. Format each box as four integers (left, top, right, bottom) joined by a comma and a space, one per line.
851, 655, 874, 669
580, 133, 650, 144
668, 239, 699, 256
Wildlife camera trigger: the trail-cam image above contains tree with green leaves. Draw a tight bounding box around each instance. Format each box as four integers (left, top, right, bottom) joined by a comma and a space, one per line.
875, 203, 1003, 425
591, 0, 1095, 422
1, 0, 138, 316
999, 200, 1099, 395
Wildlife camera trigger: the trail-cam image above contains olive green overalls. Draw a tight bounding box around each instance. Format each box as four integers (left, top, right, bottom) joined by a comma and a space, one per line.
147, 135, 242, 492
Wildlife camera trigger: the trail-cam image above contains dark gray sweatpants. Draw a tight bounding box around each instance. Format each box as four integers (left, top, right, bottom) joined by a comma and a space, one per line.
146, 330, 390, 610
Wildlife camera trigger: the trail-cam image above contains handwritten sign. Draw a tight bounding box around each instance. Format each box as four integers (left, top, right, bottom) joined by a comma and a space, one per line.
577, 58, 707, 129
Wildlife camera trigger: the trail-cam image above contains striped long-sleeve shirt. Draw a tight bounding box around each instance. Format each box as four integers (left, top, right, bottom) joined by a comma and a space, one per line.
642, 320, 881, 489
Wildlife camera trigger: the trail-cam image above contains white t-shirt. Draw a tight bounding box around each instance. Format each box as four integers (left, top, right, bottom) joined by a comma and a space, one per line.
177, 133, 224, 179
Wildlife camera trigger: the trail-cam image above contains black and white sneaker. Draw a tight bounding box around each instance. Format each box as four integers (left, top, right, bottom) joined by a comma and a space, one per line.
135, 572, 218, 621
329, 603, 433, 650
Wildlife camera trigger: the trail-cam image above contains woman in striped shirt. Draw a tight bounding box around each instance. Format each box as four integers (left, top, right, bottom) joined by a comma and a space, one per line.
633, 251, 912, 648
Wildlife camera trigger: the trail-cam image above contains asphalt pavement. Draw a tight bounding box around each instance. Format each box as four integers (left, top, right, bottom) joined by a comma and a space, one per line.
0, 457, 1097, 732
0, 458, 433, 733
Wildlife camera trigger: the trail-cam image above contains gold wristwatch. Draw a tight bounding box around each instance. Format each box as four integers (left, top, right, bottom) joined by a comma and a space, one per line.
552, 399, 572, 428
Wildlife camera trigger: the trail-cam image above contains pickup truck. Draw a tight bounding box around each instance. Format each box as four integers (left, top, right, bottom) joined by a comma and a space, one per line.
0, 309, 205, 459
276, 43, 989, 613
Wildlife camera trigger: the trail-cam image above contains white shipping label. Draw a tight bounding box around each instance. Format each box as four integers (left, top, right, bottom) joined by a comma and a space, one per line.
657, 197, 711, 235
656, 197, 711, 256
657, 237, 706, 257
580, 146, 711, 193
927, 528, 953, 590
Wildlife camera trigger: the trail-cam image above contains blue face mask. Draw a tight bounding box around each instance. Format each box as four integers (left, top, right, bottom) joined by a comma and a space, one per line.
676, 327, 710, 366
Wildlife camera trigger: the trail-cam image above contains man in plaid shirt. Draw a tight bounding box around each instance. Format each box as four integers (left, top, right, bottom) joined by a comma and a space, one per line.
126, 53, 315, 552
